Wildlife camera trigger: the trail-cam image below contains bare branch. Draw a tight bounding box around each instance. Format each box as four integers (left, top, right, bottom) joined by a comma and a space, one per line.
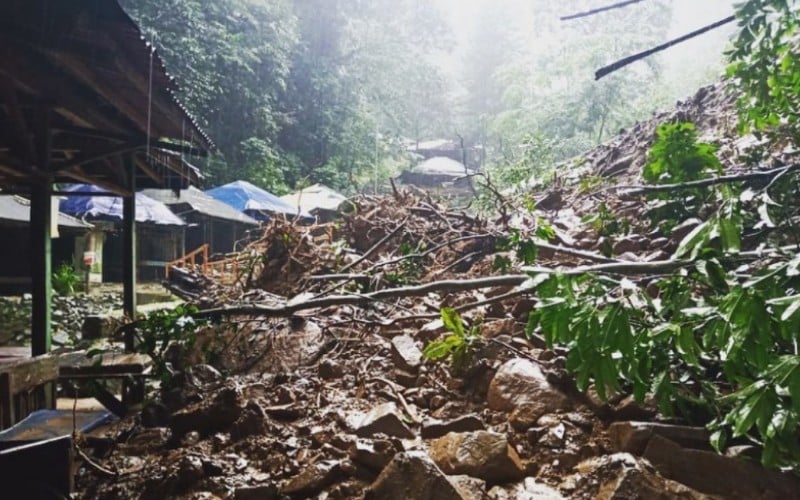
561, 0, 645, 21
595, 16, 735, 80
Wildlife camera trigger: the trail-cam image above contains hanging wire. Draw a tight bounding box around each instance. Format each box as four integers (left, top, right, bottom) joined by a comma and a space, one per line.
146, 35, 156, 162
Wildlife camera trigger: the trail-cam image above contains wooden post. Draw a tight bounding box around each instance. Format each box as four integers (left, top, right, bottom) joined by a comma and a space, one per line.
122, 154, 136, 342
31, 105, 52, 357
30, 183, 52, 356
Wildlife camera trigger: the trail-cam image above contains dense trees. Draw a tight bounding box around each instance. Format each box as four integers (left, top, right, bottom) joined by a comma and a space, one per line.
122, 0, 734, 193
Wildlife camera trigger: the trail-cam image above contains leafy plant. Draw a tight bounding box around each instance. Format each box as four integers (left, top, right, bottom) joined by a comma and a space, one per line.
135, 305, 210, 383
728, 0, 800, 145
52, 263, 79, 296
423, 308, 481, 372
496, 224, 556, 265
643, 122, 722, 186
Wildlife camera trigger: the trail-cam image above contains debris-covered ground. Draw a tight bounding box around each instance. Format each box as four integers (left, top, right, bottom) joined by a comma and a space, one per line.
76, 83, 800, 499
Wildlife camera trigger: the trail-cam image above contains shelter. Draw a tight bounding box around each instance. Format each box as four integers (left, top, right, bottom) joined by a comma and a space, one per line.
206, 180, 310, 221
0, 0, 211, 356
0, 196, 93, 293
398, 156, 476, 193
280, 184, 347, 222
407, 139, 482, 169
142, 186, 259, 255
59, 185, 186, 282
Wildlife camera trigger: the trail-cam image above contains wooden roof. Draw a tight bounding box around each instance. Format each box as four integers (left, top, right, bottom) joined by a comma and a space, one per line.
0, 0, 212, 194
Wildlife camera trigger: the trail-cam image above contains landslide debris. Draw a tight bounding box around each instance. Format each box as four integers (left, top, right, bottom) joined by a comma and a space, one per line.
76, 83, 800, 499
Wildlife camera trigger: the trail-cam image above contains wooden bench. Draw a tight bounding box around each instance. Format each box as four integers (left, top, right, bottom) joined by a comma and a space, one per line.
0, 354, 58, 429
57, 350, 153, 418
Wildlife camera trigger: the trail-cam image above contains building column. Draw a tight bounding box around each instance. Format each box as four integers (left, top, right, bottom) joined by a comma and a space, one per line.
30, 182, 52, 357
122, 155, 136, 351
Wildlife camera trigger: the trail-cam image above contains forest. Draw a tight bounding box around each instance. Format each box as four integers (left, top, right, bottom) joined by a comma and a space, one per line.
121, 0, 734, 194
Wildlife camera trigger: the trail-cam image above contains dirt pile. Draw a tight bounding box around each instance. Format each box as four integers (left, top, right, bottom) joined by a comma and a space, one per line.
76, 83, 800, 499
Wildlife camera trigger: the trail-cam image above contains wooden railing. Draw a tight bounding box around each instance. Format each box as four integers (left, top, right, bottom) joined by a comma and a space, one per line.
165, 244, 245, 285
165, 244, 208, 279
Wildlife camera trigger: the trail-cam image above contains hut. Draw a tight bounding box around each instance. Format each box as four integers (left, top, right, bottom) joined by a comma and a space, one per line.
0, 196, 93, 294
206, 180, 310, 221
398, 156, 476, 195
141, 186, 259, 255
280, 184, 347, 222
59, 184, 186, 282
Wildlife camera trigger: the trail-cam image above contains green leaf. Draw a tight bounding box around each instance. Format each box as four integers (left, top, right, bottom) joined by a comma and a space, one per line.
440, 307, 464, 337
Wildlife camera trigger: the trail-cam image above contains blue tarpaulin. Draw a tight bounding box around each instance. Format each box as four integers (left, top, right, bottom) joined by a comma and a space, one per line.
205, 180, 310, 220
59, 184, 185, 226
0, 409, 116, 443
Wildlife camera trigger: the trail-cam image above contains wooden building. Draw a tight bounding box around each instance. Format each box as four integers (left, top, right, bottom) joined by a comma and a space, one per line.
0, 196, 93, 294
0, 0, 211, 356
142, 186, 260, 255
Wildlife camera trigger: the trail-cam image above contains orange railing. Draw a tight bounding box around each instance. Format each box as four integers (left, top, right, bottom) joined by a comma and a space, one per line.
165, 244, 245, 285
165, 244, 209, 279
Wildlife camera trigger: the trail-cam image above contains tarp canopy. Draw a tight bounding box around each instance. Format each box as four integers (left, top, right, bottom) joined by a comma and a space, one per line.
141, 186, 259, 226
280, 184, 347, 213
0, 195, 92, 228
205, 180, 310, 219
59, 184, 185, 226
411, 157, 474, 177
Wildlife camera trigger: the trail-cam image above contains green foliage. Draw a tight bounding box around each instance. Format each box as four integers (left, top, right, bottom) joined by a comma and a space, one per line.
136, 305, 210, 382
643, 122, 722, 186
582, 202, 629, 238
496, 224, 556, 266
728, 0, 800, 144
525, 234, 800, 470
52, 263, 79, 296
423, 308, 481, 372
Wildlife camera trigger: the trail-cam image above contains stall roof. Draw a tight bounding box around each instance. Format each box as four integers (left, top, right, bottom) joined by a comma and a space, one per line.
206, 181, 310, 219
0, 0, 212, 193
141, 186, 259, 226
280, 184, 347, 214
411, 157, 474, 177
59, 184, 185, 226
0, 195, 92, 229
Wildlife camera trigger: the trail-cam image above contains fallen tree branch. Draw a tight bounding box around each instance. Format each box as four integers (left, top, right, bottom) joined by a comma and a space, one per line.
607, 164, 799, 197
340, 218, 408, 272
595, 15, 735, 80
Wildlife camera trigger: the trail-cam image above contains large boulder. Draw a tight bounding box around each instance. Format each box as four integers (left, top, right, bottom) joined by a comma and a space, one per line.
487, 359, 571, 419
365, 451, 464, 500
429, 431, 525, 484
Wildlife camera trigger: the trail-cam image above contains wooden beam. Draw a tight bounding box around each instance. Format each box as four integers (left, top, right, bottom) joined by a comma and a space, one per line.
51, 142, 143, 172
57, 168, 131, 196
0, 79, 37, 165
122, 153, 137, 328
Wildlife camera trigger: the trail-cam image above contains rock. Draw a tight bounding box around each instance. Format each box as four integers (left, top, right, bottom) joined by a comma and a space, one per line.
612, 236, 643, 255
234, 484, 279, 500
448, 474, 488, 500
354, 402, 415, 439
609, 421, 710, 456
487, 359, 571, 416
170, 387, 242, 438
643, 434, 800, 499
125, 427, 171, 453
429, 431, 525, 484
508, 403, 550, 432
394, 369, 419, 387
318, 359, 344, 379
488, 477, 566, 499
230, 401, 266, 440
188, 364, 223, 385
421, 414, 485, 439
173, 455, 205, 492
365, 451, 463, 500
648, 237, 671, 250
669, 218, 702, 244
81, 315, 111, 340
391, 335, 423, 372
282, 460, 341, 497
349, 438, 399, 471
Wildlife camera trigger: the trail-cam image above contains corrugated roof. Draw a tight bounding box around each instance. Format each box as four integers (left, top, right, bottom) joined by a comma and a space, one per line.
0, 195, 93, 228
59, 184, 185, 226
141, 186, 259, 226
280, 184, 347, 213
206, 180, 310, 219
411, 157, 475, 177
